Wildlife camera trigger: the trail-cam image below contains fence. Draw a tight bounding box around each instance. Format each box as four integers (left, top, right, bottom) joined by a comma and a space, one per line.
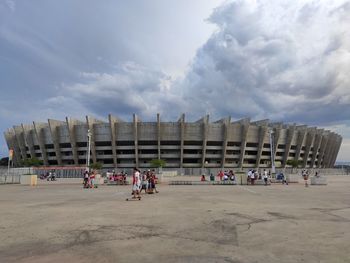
0, 166, 347, 184
0, 167, 33, 184
141, 167, 349, 176
33, 167, 86, 178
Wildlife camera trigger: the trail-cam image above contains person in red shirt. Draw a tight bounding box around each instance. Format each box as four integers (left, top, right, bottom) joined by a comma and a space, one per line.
217, 170, 224, 181
89, 172, 95, 188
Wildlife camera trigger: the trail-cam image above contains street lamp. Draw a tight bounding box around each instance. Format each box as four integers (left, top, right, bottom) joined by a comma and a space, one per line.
205, 160, 209, 176
86, 129, 91, 172
269, 129, 276, 174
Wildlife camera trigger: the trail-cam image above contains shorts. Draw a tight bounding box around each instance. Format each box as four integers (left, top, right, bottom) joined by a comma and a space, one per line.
133, 184, 141, 191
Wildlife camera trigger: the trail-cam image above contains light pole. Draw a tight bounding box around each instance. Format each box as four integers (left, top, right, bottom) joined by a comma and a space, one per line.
269, 129, 276, 174
205, 160, 209, 176
86, 129, 91, 172
6, 149, 13, 183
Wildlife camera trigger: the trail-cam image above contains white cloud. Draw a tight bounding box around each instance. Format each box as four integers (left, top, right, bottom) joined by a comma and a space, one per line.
5, 0, 15, 11
180, 0, 350, 124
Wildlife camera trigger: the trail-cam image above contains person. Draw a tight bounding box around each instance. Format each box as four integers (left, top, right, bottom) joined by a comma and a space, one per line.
229, 170, 235, 182
90, 172, 95, 188
210, 173, 215, 181
223, 173, 229, 181
150, 172, 159, 193
132, 168, 141, 199
140, 171, 148, 193
217, 170, 224, 181
51, 171, 56, 181
250, 170, 255, 185
302, 169, 309, 187
281, 173, 288, 185
263, 169, 268, 186
201, 174, 206, 181
83, 170, 89, 188
47, 171, 52, 181
247, 170, 252, 185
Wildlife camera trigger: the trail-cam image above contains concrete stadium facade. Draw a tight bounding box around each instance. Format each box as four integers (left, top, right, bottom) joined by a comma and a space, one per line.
4, 114, 342, 169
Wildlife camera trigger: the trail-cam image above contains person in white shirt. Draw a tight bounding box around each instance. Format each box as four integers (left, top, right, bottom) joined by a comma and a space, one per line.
263, 169, 268, 185
132, 168, 141, 199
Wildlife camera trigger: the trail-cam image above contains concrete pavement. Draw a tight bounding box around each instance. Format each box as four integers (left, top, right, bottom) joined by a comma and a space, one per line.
0, 176, 349, 263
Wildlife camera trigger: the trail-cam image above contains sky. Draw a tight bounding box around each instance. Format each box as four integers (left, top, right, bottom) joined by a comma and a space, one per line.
0, 0, 349, 162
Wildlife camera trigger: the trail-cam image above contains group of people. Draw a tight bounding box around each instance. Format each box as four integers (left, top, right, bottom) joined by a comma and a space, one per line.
216, 170, 236, 182
247, 169, 286, 185
131, 168, 159, 200
39, 171, 57, 181
83, 170, 97, 188
108, 171, 127, 185
247, 169, 268, 185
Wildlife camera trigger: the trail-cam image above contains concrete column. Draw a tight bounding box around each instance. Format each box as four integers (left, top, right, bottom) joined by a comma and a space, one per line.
282, 124, 296, 168
201, 115, 209, 168
272, 123, 282, 160
322, 134, 334, 168
310, 130, 323, 168
33, 122, 49, 165
325, 134, 337, 168
108, 114, 118, 168
13, 125, 27, 160
178, 114, 185, 169
294, 127, 307, 164
48, 119, 64, 166
86, 116, 102, 165
4, 129, 20, 166
157, 113, 161, 160
302, 128, 316, 167
21, 124, 36, 159
331, 136, 342, 167
221, 117, 231, 168
133, 114, 139, 168
253, 120, 269, 168
328, 136, 340, 167
318, 135, 329, 168
238, 118, 250, 169
66, 117, 81, 165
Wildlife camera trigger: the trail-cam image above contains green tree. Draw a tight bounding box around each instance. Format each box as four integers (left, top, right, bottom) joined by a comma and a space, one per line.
286, 159, 303, 168
150, 159, 166, 168
89, 162, 103, 170
20, 158, 43, 167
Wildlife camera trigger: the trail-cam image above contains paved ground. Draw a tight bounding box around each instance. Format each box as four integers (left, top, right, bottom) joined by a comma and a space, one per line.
0, 176, 350, 263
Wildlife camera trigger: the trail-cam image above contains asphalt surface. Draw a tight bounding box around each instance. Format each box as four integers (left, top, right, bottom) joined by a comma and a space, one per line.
0, 176, 350, 263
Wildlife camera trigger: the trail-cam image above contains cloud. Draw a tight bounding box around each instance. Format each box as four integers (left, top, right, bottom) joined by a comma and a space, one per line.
181, 0, 350, 123
1, 0, 350, 162
58, 62, 185, 121
4, 0, 15, 11
54, 0, 350, 127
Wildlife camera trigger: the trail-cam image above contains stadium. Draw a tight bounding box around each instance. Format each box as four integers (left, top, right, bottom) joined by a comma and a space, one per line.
4, 114, 342, 170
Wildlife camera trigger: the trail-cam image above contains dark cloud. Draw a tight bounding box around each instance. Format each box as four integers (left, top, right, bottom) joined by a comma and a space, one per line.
57, 62, 185, 121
